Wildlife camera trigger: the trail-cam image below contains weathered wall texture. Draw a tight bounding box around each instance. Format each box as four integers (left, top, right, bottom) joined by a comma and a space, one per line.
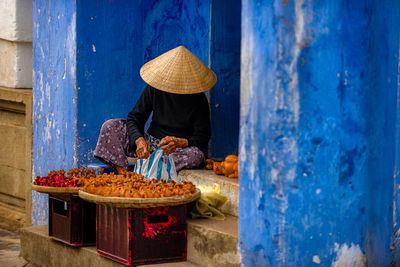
240, 0, 400, 266
32, 0, 77, 224
0, 0, 33, 230
0, 88, 32, 230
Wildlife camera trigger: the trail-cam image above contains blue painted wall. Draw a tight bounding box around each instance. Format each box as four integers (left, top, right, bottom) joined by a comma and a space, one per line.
140, 0, 210, 63
209, 0, 241, 159
240, 0, 400, 265
76, 0, 143, 165
32, 0, 77, 224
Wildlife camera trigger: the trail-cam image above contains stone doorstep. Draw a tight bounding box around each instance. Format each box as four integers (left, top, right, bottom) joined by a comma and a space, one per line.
187, 215, 240, 267
0, 202, 26, 232
179, 170, 239, 217
20, 215, 239, 267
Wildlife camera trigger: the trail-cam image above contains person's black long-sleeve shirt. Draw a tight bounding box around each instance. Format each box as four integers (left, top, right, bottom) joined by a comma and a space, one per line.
126, 86, 211, 156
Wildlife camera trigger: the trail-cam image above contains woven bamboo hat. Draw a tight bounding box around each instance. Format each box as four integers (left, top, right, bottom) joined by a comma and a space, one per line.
140, 46, 217, 94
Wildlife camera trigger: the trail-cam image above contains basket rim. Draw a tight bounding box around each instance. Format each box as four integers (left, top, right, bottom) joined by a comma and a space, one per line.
78, 189, 201, 208
31, 183, 81, 194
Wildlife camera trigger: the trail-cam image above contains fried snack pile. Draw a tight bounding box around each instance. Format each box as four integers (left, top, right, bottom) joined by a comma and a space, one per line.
47, 169, 66, 177
67, 168, 103, 187
34, 168, 101, 188
83, 172, 197, 198
67, 168, 102, 178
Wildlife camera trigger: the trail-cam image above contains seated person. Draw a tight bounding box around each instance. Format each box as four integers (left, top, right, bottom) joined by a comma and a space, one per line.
93, 46, 217, 174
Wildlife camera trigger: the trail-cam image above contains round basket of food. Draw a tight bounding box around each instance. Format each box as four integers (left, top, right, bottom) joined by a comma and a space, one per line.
78, 172, 200, 208
32, 168, 102, 194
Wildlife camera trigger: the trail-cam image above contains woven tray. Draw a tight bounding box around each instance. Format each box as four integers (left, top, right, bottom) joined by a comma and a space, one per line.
78, 189, 201, 208
31, 183, 81, 194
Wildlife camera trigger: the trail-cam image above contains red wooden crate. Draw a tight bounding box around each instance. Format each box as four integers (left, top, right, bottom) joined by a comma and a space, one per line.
96, 204, 187, 266
49, 193, 96, 246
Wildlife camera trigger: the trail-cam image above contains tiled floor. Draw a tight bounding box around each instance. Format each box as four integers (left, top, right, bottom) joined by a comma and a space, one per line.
0, 228, 32, 267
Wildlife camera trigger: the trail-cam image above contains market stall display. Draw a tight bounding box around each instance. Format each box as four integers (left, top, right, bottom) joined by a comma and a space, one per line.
32, 167, 200, 264
76, 171, 200, 266
79, 172, 200, 208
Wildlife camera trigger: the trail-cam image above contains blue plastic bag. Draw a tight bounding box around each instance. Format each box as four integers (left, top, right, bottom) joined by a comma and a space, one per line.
133, 148, 177, 181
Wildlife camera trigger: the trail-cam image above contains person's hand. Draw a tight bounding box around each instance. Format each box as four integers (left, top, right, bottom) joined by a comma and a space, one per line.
158, 136, 188, 155
135, 137, 150, 159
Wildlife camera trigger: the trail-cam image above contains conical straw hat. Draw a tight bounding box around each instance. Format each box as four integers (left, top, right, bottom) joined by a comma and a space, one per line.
140, 46, 217, 94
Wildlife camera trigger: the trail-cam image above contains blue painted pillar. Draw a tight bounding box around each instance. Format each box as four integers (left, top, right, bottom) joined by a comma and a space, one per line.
32, 0, 77, 224
240, 0, 400, 265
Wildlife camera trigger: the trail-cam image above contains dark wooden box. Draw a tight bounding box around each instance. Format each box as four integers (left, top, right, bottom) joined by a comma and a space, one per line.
96, 204, 187, 266
49, 194, 96, 246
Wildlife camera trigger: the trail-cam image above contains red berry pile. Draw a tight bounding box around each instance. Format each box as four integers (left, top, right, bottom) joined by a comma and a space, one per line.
34, 168, 101, 188
34, 169, 79, 188
34, 175, 78, 187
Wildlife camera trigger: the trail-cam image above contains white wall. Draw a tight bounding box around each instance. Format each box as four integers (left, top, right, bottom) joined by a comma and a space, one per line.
0, 0, 32, 88
0, 0, 32, 42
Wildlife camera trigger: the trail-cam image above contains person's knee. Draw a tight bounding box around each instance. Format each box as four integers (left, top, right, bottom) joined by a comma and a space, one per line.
187, 147, 205, 167
102, 119, 118, 128
100, 119, 125, 132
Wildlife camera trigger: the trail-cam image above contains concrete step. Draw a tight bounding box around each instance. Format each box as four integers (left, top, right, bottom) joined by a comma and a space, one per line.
179, 170, 239, 217
188, 215, 239, 267
20, 225, 197, 267
21, 216, 239, 267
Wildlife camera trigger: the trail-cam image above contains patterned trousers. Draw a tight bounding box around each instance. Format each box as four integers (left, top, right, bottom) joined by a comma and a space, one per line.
93, 119, 205, 172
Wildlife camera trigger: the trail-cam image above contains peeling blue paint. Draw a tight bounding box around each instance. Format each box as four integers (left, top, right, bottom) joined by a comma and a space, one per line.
32, 0, 77, 224
240, 0, 400, 265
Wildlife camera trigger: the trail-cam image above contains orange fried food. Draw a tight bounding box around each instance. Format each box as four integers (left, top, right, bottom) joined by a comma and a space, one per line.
205, 159, 214, 170
221, 155, 239, 178
82, 172, 197, 198
213, 162, 223, 175
206, 155, 239, 178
